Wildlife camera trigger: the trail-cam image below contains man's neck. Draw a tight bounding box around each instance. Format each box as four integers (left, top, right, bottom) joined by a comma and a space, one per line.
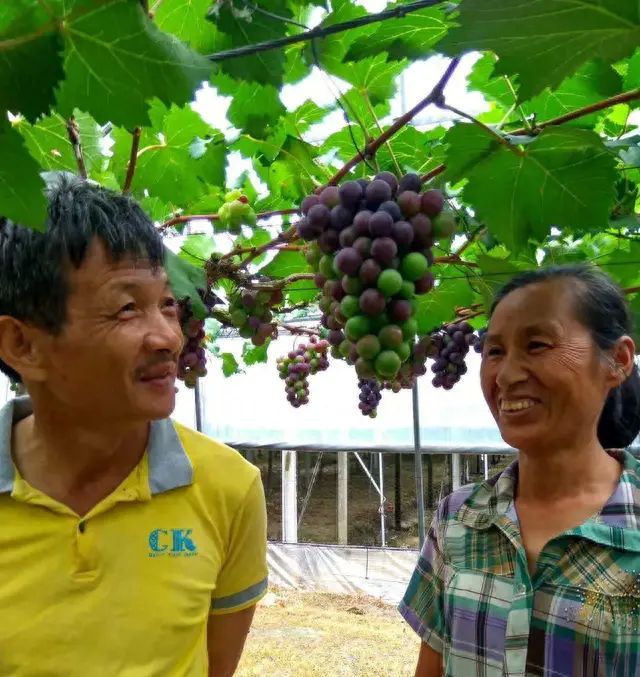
11, 398, 149, 514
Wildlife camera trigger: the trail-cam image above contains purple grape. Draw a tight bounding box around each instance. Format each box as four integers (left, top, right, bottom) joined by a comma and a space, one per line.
353, 236, 372, 258
339, 180, 363, 208
339, 226, 357, 248
421, 190, 444, 217
308, 203, 331, 230
359, 289, 386, 316
301, 194, 321, 215
414, 271, 434, 294
392, 220, 414, 248
359, 258, 382, 286
369, 211, 393, 238
374, 171, 398, 195
389, 299, 412, 322
353, 210, 373, 236
365, 180, 392, 210
378, 200, 402, 222
398, 173, 421, 194
314, 273, 326, 289
371, 237, 398, 266
334, 247, 363, 276
318, 229, 339, 254
319, 186, 340, 208
296, 216, 322, 241
330, 205, 353, 231
410, 214, 433, 249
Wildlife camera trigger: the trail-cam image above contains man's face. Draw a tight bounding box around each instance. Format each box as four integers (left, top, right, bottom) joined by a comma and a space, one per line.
33, 239, 183, 424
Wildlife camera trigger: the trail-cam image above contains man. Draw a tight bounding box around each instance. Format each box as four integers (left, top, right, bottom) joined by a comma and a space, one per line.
0, 174, 268, 676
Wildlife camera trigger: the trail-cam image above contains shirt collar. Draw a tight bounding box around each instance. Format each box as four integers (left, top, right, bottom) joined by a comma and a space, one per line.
456, 450, 640, 538
0, 397, 192, 496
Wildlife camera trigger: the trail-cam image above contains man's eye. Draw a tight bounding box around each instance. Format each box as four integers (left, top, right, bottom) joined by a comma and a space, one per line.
485, 346, 502, 357
529, 341, 550, 351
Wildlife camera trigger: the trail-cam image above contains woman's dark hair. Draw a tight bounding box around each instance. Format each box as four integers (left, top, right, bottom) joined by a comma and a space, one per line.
0, 173, 164, 382
491, 263, 640, 449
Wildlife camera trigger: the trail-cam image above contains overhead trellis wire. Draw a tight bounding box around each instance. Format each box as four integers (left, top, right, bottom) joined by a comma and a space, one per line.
206, 0, 447, 62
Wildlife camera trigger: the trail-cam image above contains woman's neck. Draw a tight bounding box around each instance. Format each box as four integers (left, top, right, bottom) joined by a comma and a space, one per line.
516, 440, 621, 503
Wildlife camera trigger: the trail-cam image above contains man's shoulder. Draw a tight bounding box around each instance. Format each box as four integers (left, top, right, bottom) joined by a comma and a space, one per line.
171, 421, 260, 494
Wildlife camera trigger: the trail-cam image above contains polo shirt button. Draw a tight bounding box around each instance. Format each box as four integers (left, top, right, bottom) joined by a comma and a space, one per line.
78, 521, 86, 533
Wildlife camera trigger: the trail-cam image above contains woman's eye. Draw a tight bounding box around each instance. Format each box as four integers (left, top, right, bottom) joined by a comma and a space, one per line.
119, 302, 136, 314
162, 298, 178, 312
529, 340, 549, 351
484, 346, 502, 357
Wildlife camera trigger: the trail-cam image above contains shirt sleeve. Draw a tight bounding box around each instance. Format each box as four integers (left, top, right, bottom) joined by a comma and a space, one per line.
210, 471, 268, 615
398, 506, 447, 654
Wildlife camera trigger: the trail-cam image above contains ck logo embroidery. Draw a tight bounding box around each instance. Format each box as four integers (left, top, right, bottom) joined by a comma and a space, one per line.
148, 529, 198, 557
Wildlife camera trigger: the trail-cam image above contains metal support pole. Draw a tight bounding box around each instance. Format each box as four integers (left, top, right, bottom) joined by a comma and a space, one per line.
282, 450, 298, 543
194, 380, 203, 433
337, 452, 349, 545
452, 452, 461, 491
484, 454, 489, 480
379, 452, 386, 547
412, 382, 426, 549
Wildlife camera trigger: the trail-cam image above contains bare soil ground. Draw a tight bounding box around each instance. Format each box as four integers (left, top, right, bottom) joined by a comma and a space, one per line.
236, 587, 416, 677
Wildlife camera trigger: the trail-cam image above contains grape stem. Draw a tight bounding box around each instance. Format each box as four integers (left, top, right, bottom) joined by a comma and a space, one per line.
277, 322, 320, 337
421, 87, 640, 185
434, 255, 479, 268
326, 57, 462, 186
65, 116, 88, 179
623, 286, 640, 295
123, 127, 142, 195
219, 243, 302, 261
251, 272, 316, 290
453, 227, 487, 257
158, 208, 299, 232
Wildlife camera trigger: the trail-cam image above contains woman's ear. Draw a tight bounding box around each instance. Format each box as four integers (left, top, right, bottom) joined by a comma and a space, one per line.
608, 335, 636, 386
0, 316, 47, 383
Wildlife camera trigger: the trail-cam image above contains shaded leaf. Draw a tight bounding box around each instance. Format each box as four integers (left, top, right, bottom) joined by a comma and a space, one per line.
154, 0, 218, 52
242, 340, 270, 366
444, 124, 617, 250
440, 0, 640, 102
0, 121, 47, 229
164, 246, 207, 318
221, 352, 241, 377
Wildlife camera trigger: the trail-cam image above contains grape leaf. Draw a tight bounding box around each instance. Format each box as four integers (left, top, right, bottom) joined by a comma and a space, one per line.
439, 0, 640, 102
225, 81, 286, 137
283, 100, 331, 137
444, 124, 617, 251
414, 277, 474, 335
260, 249, 311, 278
154, 0, 218, 52
17, 110, 103, 175
331, 53, 407, 104
0, 121, 47, 229
179, 234, 216, 267
207, 0, 291, 86
220, 352, 241, 377
0, 3, 64, 121
55, 0, 211, 127
626, 48, 640, 89
346, 6, 449, 62
242, 340, 270, 366
164, 247, 207, 319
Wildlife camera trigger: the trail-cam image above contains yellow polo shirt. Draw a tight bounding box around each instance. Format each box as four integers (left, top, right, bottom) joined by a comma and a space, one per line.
0, 397, 268, 676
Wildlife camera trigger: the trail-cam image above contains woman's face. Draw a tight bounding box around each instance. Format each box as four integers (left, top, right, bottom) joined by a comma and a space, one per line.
480, 279, 618, 453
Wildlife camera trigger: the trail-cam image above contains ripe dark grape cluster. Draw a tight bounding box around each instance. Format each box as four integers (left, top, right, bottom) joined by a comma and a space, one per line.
427, 321, 476, 390
298, 172, 457, 391
276, 336, 330, 408
358, 378, 383, 417
177, 289, 219, 388
229, 288, 282, 346
474, 327, 487, 353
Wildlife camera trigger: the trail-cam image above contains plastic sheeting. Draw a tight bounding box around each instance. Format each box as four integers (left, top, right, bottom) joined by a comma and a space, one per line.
267, 542, 419, 605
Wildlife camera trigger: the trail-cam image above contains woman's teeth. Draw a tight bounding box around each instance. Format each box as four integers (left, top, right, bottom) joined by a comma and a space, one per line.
500, 399, 536, 412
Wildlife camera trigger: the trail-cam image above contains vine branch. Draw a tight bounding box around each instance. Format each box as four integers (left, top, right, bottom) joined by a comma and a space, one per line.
123, 127, 142, 195
159, 208, 299, 232
65, 117, 87, 179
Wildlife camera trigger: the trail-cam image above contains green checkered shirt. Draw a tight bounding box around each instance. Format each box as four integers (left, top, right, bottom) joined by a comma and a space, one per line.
400, 450, 640, 677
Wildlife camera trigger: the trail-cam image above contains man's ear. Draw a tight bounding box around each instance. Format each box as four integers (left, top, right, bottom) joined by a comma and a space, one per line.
606, 335, 636, 388
0, 316, 47, 383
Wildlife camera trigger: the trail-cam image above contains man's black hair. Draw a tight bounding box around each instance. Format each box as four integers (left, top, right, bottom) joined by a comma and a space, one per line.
0, 173, 164, 382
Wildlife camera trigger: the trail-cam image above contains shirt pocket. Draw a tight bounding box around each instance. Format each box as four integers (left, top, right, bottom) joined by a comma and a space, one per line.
444, 569, 513, 677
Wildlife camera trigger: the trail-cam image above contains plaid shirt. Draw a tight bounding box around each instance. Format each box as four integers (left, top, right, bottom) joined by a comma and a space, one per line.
400, 450, 640, 677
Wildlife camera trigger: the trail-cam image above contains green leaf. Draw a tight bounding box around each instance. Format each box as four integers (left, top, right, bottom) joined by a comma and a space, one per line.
332, 53, 407, 104
17, 110, 103, 175
225, 81, 286, 137
346, 6, 448, 62
439, 0, 640, 102
0, 3, 64, 120
444, 124, 617, 250
0, 121, 47, 229
164, 247, 207, 318
179, 234, 215, 267
220, 352, 241, 377
208, 0, 291, 86
55, 0, 211, 127
260, 249, 311, 277
154, 0, 218, 52
625, 48, 640, 89
414, 277, 474, 335
242, 340, 270, 366
283, 100, 331, 137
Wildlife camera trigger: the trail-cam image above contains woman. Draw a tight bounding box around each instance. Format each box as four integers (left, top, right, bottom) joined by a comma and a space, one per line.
400, 264, 640, 677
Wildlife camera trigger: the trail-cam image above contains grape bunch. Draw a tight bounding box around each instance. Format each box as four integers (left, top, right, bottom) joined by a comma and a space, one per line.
229, 288, 282, 347
298, 172, 457, 395
474, 327, 487, 354
217, 190, 257, 233
276, 336, 330, 408
358, 378, 382, 417
177, 289, 219, 388
428, 321, 476, 390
